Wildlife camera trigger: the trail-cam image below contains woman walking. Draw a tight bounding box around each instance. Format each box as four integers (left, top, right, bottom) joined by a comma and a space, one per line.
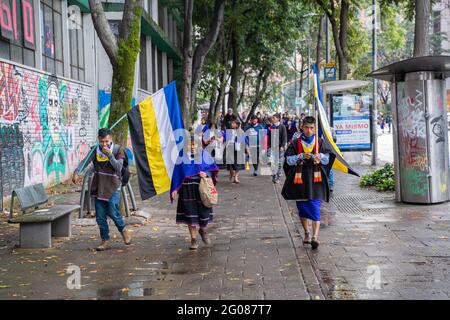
171, 140, 219, 250
223, 119, 246, 183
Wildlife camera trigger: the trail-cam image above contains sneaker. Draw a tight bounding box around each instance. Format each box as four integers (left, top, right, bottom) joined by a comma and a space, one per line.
311, 238, 320, 250
199, 229, 211, 245
121, 228, 132, 245
253, 172, 258, 177
189, 238, 199, 250
96, 240, 111, 251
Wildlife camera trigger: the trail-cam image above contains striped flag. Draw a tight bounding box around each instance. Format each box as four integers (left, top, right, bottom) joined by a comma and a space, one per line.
313, 64, 359, 177
127, 81, 184, 200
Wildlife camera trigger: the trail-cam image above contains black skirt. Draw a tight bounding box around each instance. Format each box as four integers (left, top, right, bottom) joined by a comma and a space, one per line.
176, 176, 213, 228
223, 148, 245, 171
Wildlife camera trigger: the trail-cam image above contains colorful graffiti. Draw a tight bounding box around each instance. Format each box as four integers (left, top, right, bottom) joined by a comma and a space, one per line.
0, 123, 25, 197
0, 60, 95, 200
0, 0, 35, 49
398, 89, 427, 172
402, 169, 429, 197
397, 87, 428, 198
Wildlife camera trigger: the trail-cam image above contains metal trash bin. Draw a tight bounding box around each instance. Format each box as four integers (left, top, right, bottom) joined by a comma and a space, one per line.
369, 56, 450, 204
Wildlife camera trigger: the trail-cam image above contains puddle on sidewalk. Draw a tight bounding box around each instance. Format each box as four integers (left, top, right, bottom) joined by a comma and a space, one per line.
97, 283, 160, 298
320, 271, 357, 300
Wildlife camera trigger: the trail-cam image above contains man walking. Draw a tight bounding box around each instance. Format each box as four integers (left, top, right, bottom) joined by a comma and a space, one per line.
245, 115, 265, 176
268, 113, 287, 183
283, 116, 331, 250
72, 128, 132, 251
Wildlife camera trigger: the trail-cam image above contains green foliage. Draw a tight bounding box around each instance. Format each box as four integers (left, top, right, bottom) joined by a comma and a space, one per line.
360, 163, 395, 192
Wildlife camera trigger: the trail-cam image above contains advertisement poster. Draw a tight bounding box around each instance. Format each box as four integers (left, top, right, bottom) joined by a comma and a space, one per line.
331, 94, 372, 151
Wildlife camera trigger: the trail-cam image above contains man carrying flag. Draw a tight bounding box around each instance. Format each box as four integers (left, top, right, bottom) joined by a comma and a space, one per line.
282, 64, 359, 250
282, 116, 332, 250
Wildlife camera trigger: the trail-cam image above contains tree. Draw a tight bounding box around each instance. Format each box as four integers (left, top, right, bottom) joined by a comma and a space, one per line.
89, 0, 143, 146
181, 0, 225, 128
413, 0, 431, 57
315, 0, 352, 80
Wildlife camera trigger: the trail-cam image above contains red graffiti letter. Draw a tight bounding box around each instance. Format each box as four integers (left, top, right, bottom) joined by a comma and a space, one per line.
0, 0, 13, 34
22, 0, 34, 47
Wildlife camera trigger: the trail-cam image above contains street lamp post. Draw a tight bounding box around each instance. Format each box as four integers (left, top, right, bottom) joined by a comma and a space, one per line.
371, 0, 378, 166
326, 16, 330, 64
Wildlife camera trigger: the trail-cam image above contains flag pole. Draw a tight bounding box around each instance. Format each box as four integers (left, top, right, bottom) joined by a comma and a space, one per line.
313, 64, 319, 155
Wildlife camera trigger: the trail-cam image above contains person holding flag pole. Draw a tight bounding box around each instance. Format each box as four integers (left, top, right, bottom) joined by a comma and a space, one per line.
282, 64, 359, 250
72, 115, 132, 251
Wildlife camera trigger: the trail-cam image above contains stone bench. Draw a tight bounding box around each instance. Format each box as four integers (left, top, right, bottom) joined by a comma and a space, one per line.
8, 183, 80, 248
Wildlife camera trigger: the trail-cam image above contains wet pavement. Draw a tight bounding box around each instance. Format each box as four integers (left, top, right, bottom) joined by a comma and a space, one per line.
0, 165, 449, 300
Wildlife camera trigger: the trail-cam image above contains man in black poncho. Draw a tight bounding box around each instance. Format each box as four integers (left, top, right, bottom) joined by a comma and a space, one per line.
282, 116, 333, 250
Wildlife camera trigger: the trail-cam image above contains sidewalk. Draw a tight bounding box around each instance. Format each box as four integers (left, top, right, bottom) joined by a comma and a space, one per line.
1, 165, 449, 299
282, 165, 450, 299
0, 169, 318, 300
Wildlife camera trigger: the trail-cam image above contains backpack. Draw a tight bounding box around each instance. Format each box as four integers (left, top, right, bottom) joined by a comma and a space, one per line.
199, 175, 218, 208
113, 145, 130, 186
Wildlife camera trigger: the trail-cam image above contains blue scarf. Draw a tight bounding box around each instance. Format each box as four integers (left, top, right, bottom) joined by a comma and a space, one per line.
170, 149, 219, 202
301, 134, 315, 144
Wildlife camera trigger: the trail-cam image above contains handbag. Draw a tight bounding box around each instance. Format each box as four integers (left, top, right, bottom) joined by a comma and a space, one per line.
199, 175, 219, 208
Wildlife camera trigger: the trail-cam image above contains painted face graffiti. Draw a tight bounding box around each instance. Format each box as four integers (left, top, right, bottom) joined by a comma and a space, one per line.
47, 81, 60, 142
431, 115, 445, 144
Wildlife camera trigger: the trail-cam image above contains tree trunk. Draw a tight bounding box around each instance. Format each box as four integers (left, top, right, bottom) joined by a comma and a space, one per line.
182, 0, 194, 129
207, 88, 218, 125
228, 30, 239, 114
317, 0, 349, 80
236, 74, 247, 109
89, 0, 143, 147
190, 0, 225, 123
246, 68, 267, 122
338, 1, 349, 80
299, 54, 305, 97
316, 15, 324, 72
413, 0, 430, 57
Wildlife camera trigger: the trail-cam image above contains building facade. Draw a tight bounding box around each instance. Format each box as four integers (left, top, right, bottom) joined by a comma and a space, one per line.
0, 0, 182, 209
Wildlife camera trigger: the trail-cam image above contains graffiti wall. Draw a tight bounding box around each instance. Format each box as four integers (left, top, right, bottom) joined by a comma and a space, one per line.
396, 79, 449, 203
0, 60, 95, 203
397, 83, 429, 201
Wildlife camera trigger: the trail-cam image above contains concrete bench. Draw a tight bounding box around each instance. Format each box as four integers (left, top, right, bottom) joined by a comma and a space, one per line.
8, 183, 80, 248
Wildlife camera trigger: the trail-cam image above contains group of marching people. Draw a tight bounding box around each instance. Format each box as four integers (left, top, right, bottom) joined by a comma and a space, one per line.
72, 111, 334, 251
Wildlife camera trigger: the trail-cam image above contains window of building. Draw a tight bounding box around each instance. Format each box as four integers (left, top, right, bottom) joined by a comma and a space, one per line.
68, 11, 85, 81
0, 0, 36, 67
139, 35, 148, 90
41, 0, 64, 75
168, 16, 172, 42
433, 10, 441, 34
157, 48, 163, 89
168, 58, 173, 83
147, 0, 153, 16
152, 43, 156, 92
158, 2, 165, 32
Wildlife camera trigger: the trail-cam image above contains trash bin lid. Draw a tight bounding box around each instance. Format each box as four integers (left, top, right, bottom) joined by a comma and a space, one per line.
367, 55, 450, 82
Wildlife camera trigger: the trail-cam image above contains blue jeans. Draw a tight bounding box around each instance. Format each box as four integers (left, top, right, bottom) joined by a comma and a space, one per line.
95, 191, 125, 240
329, 169, 334, 187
